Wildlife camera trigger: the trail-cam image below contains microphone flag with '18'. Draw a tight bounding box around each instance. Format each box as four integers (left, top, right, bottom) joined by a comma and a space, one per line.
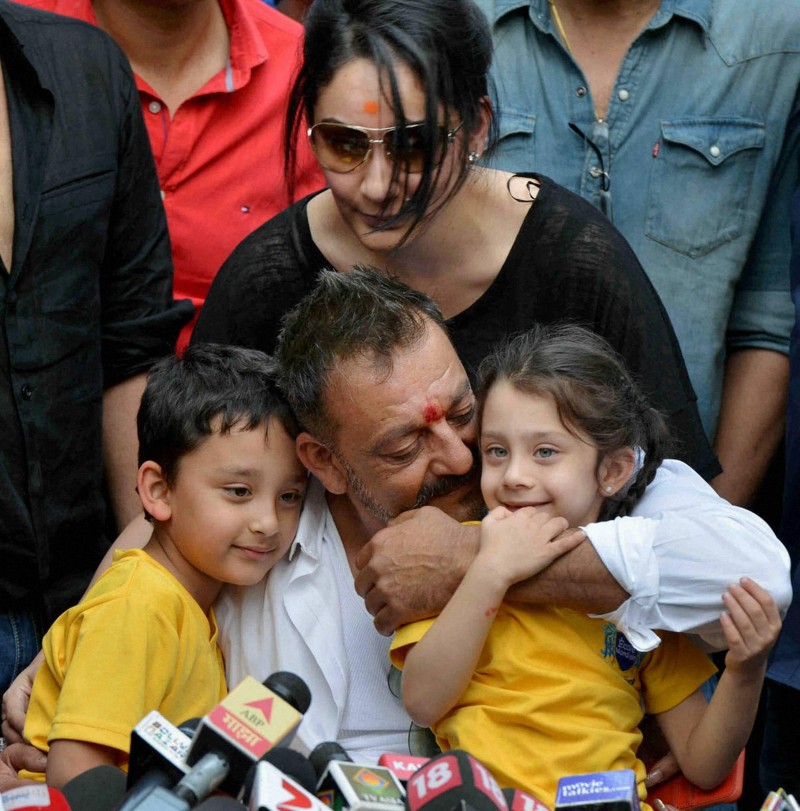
405, 751, 508, 811
310, 742, 405, 811
502, 787, 551, 811
0, 786, 70, 811
186, 672, 312, 796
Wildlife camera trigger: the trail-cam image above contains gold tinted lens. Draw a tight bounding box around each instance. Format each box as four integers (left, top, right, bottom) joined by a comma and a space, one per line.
385, 124, 449, 172
311, 124, 370, 172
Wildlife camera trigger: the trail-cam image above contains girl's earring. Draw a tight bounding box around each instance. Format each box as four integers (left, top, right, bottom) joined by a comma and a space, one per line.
605, 486, 613, 493
468, 151, 480, 164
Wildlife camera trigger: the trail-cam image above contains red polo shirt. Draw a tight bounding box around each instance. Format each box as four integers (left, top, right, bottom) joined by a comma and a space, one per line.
16, 0, 325, 350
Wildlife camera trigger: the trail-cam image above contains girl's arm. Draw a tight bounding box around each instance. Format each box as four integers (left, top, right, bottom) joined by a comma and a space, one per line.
655, 578, 781, 789
401, 508, 584, 728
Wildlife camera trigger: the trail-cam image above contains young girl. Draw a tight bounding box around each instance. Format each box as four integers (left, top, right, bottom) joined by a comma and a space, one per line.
391, 323, 781, 807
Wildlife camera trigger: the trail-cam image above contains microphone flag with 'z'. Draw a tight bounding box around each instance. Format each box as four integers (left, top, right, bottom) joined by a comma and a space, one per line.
405, 750, 508, 811
186, 672, 312, 796
244, 756, 330, 811
310, 742, 405, 811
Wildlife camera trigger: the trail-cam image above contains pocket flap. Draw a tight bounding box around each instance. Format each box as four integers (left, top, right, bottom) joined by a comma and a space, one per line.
661, 119, 764, 165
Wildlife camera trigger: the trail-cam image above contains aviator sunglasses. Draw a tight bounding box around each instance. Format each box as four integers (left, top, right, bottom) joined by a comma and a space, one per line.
307, 121, 463, 174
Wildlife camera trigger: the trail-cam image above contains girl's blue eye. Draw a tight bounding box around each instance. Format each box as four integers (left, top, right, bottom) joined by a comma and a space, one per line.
485, 446, 507, 458
534, 448, 556, 459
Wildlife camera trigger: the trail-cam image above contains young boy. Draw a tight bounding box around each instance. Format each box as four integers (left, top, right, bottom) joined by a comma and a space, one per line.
22, 344, 308, 787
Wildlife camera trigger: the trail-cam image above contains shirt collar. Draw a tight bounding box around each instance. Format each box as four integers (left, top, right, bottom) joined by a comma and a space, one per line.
287, 475, 330, 563
491, 0, 712, 37
218, 0, 269, 82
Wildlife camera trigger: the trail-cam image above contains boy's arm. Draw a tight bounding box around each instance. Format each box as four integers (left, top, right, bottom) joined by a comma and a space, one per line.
654, 578, 781, 789
46, 740, 119, 788
401, 509, 584, 727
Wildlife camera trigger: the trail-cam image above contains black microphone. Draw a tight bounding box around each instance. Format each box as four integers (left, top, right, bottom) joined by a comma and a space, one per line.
405, 751, 508, 811
501, 787, 551, 811
59, 765, 127, 811
310, 742, 406, 811
185, 672, 311, 797
127, 711, 195, 789
243, 750, 328, 811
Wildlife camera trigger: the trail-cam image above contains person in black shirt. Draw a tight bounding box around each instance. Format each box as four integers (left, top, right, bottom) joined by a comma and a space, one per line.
0, 0, 192, 697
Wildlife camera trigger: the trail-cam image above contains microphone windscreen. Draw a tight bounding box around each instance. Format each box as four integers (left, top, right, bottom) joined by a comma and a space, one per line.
405, 751, 508, 811
61, 765, 126, 811
309, 741, 351, 780
0, 785, 71, 811
264, 749, 317, 794
264, 673, 311, 716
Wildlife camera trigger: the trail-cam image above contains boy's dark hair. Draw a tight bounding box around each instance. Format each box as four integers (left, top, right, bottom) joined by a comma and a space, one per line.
276, 265, 447, 443
476, 324, 672, 520
137, 343, 299, 487
285, 0, 498, 237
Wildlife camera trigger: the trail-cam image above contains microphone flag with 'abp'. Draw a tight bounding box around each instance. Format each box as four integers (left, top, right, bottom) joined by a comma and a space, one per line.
186, 672, 311, 796
405, 750, 508, 811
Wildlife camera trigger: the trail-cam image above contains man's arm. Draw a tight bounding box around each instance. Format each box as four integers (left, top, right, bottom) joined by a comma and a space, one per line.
103, 373, 148, 531
355, 462, 792, 644
711, 349, 788, 506
354, 508, 626, 636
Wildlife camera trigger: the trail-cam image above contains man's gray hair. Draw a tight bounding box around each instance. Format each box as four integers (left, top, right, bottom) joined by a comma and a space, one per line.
276, 265, 447, 441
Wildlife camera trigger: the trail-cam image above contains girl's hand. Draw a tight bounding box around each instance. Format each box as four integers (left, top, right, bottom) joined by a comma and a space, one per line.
478, 506, 586, 588
721, 577, 782, 677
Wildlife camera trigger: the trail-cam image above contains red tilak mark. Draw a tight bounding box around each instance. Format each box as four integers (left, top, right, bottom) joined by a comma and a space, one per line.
423, 404, 443, 423
484, 607, 498, 618
363, 100, 379, 115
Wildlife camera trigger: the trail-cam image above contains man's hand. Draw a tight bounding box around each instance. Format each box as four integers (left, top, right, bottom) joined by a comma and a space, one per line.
2, 652, 42, 744
354, 507, 479, 635
0, 743, 47, 791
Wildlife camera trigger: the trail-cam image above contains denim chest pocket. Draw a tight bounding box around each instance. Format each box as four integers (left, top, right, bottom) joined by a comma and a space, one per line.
494, 109, 537, 171
645, 118, 765, 258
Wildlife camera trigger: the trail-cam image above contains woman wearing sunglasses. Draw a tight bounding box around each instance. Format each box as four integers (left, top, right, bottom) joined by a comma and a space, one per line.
193, 0, 715, 478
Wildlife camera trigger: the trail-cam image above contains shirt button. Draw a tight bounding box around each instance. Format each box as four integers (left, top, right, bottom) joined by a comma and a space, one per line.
148, 100, 163, 114
21, 384, 32, 400
576, 86, 587, 97
160, 189, 166, 200
709, 144, 721, 157
617, 88, 630, 102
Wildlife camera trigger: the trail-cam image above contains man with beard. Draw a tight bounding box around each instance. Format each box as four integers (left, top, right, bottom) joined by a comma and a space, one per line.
214, 267, 790, 762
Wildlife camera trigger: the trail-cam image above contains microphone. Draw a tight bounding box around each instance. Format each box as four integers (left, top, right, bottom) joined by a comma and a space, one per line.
404, 751, 508, 811
376, 755, 429, 785
310, 742, 405, 811
554, 771, 638, 811
501, 788, 550, 811
60, 765, 127, 811
243, 752, 329, 811
186, 672, 311, 797
127, 711, 195, 789
0, 785, 71, 811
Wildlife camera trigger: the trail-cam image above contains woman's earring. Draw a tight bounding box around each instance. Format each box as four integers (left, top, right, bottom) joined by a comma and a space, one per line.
605, 486, 613, 493
468, 151, 480, 164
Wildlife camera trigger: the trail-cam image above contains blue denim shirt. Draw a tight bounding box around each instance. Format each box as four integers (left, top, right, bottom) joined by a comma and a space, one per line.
476, 0, 799, 436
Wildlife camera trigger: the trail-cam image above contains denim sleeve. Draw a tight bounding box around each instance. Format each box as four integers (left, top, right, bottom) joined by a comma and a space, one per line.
727, 88, 799, 355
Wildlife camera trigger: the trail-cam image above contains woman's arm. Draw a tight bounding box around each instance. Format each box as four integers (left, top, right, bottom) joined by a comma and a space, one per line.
401, 509, 583, 727
655, 578, 781, 788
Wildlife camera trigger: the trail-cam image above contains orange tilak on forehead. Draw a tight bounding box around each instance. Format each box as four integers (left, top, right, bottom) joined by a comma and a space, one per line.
363, 100, 380, 115
423, 404, 444, 424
